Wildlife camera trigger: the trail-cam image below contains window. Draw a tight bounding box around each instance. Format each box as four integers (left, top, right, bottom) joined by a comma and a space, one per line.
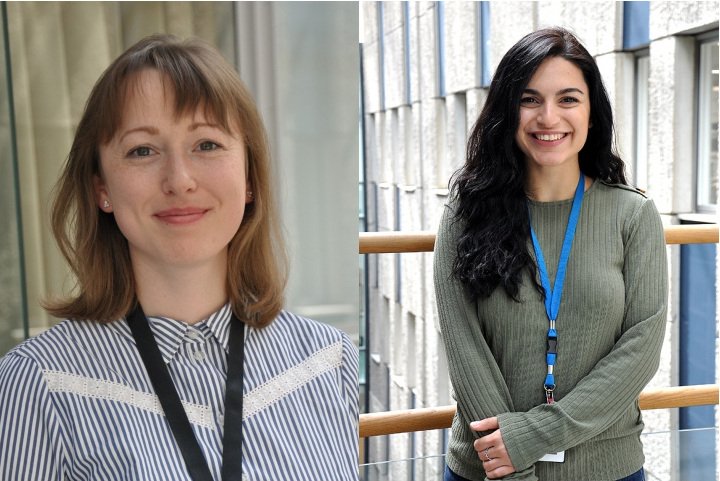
0, 4, 27, 355
695, 37, 718, 211
634, 51, 650, 191
436, 1, 446, 97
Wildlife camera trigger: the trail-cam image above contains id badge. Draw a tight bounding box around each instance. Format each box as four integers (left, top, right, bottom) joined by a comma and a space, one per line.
539, 451, 565, 463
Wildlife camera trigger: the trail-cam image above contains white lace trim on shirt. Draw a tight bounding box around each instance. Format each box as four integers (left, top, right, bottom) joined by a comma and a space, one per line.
42, 370, 213, 429
243, 341, 343, 420
42, 340, 342, 428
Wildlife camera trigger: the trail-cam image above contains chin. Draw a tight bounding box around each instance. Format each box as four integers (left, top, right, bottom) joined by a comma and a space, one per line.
530, 159, 572, 169
162, 246, 225, 267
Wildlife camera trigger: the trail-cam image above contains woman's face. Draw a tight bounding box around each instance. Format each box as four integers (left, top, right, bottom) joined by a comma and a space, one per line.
95, 68, 251, 274
515, 56, 591, 173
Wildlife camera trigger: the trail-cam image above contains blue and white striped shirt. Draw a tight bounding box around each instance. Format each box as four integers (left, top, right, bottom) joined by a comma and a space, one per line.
0, 305, 358, 480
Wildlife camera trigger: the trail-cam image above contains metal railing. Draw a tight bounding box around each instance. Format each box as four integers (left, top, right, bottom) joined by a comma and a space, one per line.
359, 224, 720, 438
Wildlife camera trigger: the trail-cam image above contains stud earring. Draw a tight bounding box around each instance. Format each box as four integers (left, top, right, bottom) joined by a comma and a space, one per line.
103, 200, 111, 209
247, 191, 254, 200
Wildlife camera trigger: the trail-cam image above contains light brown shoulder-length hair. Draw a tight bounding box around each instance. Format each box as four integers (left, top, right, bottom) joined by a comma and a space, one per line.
45, 34, 287, 327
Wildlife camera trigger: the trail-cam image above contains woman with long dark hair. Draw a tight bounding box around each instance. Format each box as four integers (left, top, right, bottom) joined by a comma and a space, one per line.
435, 27, 667, 481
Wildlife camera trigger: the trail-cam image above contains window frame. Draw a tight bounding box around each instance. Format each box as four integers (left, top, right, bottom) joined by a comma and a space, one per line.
694, 31, 719, 213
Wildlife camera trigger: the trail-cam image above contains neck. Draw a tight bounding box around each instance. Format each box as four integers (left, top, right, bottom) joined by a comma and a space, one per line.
525, 164, 587, 202
132, 254, 228, 325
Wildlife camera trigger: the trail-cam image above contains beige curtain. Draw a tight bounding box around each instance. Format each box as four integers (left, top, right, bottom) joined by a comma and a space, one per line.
7, 2, 235, 334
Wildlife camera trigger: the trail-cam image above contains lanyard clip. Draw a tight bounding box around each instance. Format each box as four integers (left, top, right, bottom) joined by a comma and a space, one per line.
544, 372, 556, 404
545, 386, 555, 404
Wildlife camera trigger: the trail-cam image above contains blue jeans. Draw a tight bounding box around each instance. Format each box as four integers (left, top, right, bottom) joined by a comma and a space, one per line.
443, 466, 470, 481
618, 468, 645, 481
443, 465, 645, 481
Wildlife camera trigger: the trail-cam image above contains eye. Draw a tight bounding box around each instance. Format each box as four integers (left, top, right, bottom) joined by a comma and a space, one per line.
520, 96, 539, 105
197, 141, 220, 151
560, 97, 579, 104
127, 146, 154, 158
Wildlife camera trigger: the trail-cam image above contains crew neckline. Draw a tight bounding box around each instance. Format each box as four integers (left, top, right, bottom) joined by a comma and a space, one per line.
527, 178, 597, 206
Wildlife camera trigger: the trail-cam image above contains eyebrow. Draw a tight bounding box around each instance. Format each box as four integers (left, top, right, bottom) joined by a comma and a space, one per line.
118, 122, 225, 143
119, 126, 159, 143
523, 87, 585, 96
188, 122, 224, 132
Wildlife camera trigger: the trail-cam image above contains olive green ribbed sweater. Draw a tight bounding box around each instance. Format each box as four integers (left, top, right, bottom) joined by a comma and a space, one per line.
434, 181, 668, 481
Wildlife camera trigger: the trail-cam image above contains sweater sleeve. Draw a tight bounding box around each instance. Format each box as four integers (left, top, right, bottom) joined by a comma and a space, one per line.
434, 204, 538, 481
497, 198, 668, 471
0, 353, 67, 481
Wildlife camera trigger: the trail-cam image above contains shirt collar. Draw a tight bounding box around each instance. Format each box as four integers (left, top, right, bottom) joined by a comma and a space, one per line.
204, 303, 233, 353
117, 303, 234, 364
146, 315, 188, 364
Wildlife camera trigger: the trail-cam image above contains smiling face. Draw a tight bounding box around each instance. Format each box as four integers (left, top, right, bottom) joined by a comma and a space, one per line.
95, 69, 251, 275
515, 56, 591, 174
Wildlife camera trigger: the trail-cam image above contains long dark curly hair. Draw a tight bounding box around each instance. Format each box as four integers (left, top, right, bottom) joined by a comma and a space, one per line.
450, 27, 627, 300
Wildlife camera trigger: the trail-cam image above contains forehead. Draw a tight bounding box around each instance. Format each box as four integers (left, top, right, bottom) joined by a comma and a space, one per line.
119, 70, 209, 121
527, 57, 587, 89
111, 68, 236, 137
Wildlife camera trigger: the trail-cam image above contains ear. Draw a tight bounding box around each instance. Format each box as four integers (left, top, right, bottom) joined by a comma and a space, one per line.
245, 182, 254, 205
244, 156, 253, 205
93, 174, 113, 212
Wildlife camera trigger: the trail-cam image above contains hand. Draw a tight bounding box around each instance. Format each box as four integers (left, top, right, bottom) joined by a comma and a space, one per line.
470, 417, 516, 479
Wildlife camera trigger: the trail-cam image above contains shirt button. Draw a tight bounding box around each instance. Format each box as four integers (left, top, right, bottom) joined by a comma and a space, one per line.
193, 350, 206, 362
187, 330, 200, 341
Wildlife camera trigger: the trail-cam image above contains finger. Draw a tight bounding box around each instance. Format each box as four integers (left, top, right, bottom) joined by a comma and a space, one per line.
469, 416, 499, 432
473, 429, 502, 452
483, 448, 516, 479
480, 446, 505, 464
485, 460, 503, 472
478, 445, 494, 463
473, 438, 482, 452
485, 465, 516, 479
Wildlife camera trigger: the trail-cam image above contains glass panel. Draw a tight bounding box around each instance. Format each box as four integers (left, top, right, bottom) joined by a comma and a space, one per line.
361, 453, 446, 481
644, 427, 718, 481
679, 241, 717, 478
0, 3, 27, 355
634, 54, 649, 191
696, 40, 719, 209
361, 429, 449, 481
360, 428, 719, 481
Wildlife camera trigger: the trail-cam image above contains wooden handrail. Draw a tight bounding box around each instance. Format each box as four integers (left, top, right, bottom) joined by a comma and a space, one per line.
359, 384, 719, 438
663, 224, 718, 244
359, 225, 719, 254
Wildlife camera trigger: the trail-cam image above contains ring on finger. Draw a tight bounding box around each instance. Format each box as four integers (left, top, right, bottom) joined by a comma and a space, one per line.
483, 447, 492, 462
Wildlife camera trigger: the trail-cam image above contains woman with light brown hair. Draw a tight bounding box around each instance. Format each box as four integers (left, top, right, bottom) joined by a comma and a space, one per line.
0, 34, 358, 481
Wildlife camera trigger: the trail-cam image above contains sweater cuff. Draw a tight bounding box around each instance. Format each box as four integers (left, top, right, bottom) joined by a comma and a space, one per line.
497, 412, 547, 471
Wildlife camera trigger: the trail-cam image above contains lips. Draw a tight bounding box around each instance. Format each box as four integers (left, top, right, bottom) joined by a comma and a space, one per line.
154, 207, 209, 225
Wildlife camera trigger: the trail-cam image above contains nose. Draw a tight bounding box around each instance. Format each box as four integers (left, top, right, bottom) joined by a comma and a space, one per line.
161, 151, 198, 195
537, 102, 559, 127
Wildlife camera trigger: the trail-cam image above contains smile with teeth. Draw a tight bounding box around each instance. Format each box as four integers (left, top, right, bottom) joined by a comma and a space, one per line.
533, 133, 568, 141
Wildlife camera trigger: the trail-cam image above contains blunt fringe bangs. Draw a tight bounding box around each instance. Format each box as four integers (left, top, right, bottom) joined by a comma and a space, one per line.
45, 34, 287, 327
450, 27, 627, 301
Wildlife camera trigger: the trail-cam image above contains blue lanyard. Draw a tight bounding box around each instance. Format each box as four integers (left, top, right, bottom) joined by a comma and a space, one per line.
529, 172, 585, 404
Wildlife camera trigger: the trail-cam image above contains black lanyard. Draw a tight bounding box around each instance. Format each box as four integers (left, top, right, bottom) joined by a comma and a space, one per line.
127, 304, 245, 481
